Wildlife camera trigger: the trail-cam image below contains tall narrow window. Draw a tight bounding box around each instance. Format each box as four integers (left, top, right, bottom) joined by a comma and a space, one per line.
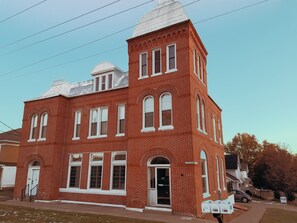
95, 77, 100, 91
193, 49, 197, 75
218, 120, 222, 145
153, 48, 161, 75
201, 150, 209, 198
142, 96, 154, 131
39, 112, 48, 140
29, 114, 38, 141
221, 158, 226, 190
160, 93, 173, 129
90, 109, 98, 137
73, 111, 81, 139
108, 74, 113, 89
216, 157, 221, 191
201, 100, 206, 133
200, 61, 204, 82
89, 153, 103, 189
166, 44, 176, 72
100, 108, 108, 136
140, 52, 148, 78
117, 104, 125, 136
196, 96, 201, 131
68, 154, 82, 188
111, 152, 127, 190
88, 107, 108, 138
213, 117, 217, 143
197, 55, 201, 79
101, 76, 106, 91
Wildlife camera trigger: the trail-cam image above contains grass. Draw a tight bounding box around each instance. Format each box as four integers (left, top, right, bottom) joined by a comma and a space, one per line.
260, 208, 297, 223
0, 204, 164, 223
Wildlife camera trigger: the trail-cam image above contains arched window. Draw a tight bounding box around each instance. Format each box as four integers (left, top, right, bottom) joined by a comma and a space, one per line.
201, 100, 206, 133
196, 95, 201, 130
160, 93, 173, 129
150, 157, 170, 165
216, 156, 221, 191
29, 114, 38, 141
142, 96, 154, 131
200, 150, 210, 198
39, 112, 48, 140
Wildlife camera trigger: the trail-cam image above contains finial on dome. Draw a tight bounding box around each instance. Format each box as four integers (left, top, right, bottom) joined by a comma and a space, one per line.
157, 0, 174, 8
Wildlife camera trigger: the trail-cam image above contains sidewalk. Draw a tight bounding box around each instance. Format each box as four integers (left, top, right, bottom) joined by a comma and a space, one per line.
0, 199, 213, 223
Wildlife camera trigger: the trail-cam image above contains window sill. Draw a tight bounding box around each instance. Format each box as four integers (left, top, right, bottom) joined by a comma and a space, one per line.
141, 127, 155, 133
37, 138, 46, 142
116, 133, 125, 137
72, 137, 80, 141
87, 135, 107, 139
158, 125, 174, 131
203, 192, 211, 198
165, 68, 177, 74
59, 188, 126, 196
151, 72, 162, 77
27, 139, 36, 143
138, 75, 149, 80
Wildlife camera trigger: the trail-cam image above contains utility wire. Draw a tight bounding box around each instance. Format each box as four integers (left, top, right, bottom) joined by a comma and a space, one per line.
0, 0, 48, 24
0, 0, 200, 77
0, 0, 121, 50
0, 0, 154, 57
0, 120, 21, 135
0, 0, 270, 78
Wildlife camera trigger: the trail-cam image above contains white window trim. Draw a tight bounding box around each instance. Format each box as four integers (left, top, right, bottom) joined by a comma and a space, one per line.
59, 188, 126, 196
201, 150, 210, 198
213, 117, 217, 143
201, 101, 207, 134
166, 43, 177, 73
218, 120, 222, 145
87, 153, 104, 190
38, 112, 48, 141
193, 48, 197, 75
72, 111, 81, 140
110, 152, 127, 191
142, 96, 155, 132
28, 114, 38, 142
152, 48, 162, 76
139, 52, 148, 78
117, 104, 125, 137
159, 92, 173, 130
93, 73, 113, 92
88, 107, 108, 138
221, 158, 226, 191
196, 96, 202, 131
67, 154, 83, 189
216, 157, 221, 191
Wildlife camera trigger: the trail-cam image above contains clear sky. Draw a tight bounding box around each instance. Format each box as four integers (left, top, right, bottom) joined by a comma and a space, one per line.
0, 0, 296, 153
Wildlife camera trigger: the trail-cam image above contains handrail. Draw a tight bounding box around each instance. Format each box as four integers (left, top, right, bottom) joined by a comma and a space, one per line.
29, 184, 38, 202
21, 184, 30, 201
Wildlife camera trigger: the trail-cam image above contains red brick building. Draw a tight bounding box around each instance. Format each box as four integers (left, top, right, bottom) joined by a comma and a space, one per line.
14, 0, 227, 217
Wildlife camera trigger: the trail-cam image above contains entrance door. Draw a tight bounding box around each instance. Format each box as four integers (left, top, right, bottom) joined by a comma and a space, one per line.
30, 169, 40, 196
156, 168, 170, 205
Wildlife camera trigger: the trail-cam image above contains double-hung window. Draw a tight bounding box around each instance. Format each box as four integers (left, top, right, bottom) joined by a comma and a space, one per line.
166, 44, 176, 72
218, 120, 222, 145
152, 48, 161, 75
140, 52, 148, 78
221, 158, 226, 190
88, 107, 108, 138
197, 55, 201, 79
117, 104, 125, 136
68, 154, 82, 188
196, 96, 202, 131
142, 96, 154, 132
88, 153, 103, 189
193, 48, 197, 75
29, 114, 38, 141
201, 100, 207, 133
159, 93, 173, 129
213, 116, 217, 143
201, 150, 210, 198
39, 112, 48, 140
111, 152, 127, 190
216, 156, 221, 191
73, 111, 81, 140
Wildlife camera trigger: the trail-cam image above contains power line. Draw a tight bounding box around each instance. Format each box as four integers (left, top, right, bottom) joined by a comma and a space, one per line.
0, 120, 21, 135
0, 0, 154, 57
0, 0, 200, 77
0, 0, 121, 50
0, 0, 48, 24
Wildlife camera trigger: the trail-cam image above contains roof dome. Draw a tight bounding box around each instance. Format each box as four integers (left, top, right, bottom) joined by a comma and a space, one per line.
91, 62, 117, 75
132, 0, 188, 38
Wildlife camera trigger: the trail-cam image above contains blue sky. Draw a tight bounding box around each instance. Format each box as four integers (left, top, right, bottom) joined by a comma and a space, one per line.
0, 0, 296, 153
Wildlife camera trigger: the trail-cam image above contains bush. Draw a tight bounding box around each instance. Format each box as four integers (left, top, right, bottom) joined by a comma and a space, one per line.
274, 191, 280, 200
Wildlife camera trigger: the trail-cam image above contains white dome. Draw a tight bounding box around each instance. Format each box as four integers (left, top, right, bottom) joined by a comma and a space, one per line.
91, 62, 117, 75
132, 0, 188, 38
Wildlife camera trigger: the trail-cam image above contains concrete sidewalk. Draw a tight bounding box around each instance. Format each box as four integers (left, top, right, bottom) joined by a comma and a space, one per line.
0, 200, 213, 223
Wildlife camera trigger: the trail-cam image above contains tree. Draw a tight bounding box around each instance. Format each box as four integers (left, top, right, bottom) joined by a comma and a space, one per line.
225, 133, 262, 178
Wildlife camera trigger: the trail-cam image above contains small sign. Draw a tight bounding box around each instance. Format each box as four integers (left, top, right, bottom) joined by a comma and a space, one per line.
280, 196, 287, 204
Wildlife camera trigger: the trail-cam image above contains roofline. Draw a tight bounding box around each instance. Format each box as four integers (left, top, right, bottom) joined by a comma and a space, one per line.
208, 95, 222, 111
0, 140, 20, 144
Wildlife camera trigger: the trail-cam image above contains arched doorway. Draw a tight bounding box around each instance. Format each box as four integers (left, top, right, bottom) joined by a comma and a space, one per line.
147, 156, 171, 207
27, 161, 40, 196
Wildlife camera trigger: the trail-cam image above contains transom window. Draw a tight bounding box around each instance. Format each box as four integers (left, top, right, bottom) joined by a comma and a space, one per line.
111, 152, 127, 190
88, 107, 108, 138
140, 52, 148, 78
88, 153, 103, 189
68, 154, 82, 188
39, 112, 48, 140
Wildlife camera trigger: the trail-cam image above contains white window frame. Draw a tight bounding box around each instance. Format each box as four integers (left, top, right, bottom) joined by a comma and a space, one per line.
213, 116, 217, 143
110, 152, 127, 191
93, 74, 113, 92
218, 120, 222, 145
196, 95, 202, 131
159, 92, 173, 130
88, 107, 108, 139
38, 112, 48, 141
216, 156, 221, 191
116, 104, 125, 137
197, 55, 201, 79
193, 48, 197, 75
152, 48, 162, 76
139, 52, 148, 79
87, 153, 104, 190
201, 100, 207, 134
73, 111, 81, 140
221, 158, 226, 191
201, 150, 210, 198
141, 96, 155, 132
166, 43, 177, 73
67, 154, 82, 189
28, 114, 38, 142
